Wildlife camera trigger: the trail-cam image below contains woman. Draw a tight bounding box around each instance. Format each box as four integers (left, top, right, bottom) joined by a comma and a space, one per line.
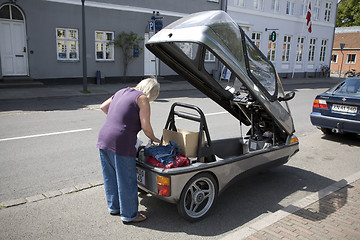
97, 77, 160, 223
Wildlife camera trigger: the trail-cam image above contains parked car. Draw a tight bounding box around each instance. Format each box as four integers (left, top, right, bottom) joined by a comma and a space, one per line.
136, 10, 299, 222
310, 78, 360, 134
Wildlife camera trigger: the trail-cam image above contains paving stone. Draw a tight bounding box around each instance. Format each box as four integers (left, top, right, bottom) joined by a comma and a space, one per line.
0, 198, 26, 207
26, 194, 46, 203
59, 186, 77, 194
43, 190, 62, 198
75, 183, 92, 191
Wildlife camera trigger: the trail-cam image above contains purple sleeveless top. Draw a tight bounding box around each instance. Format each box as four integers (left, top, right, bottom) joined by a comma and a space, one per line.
97, 88, 144, 156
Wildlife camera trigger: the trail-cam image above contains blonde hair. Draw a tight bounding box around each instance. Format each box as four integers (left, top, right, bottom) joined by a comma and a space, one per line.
135, 77, 160, 102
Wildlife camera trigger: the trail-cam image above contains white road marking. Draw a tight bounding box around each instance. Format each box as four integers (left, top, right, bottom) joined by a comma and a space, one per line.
0, 128, 92, 142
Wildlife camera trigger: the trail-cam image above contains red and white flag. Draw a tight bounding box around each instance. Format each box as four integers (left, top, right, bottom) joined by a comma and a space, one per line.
306, 2, 312, 33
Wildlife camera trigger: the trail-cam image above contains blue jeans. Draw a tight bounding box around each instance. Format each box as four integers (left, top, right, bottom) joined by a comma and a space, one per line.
99, 149, 139, 222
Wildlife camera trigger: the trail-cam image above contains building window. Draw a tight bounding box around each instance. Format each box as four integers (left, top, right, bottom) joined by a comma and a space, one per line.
56, 28, 79, 61
324, 2, 332, 22
300, 0, 307, 16
267, 34, 276, 62
282, 35, 291, 62
271, 0, 280, 12
296, 37, 304, 62
253, 0, 264, 10
319, 39, 327, 62
205, 50, 215, 62
95, 31, 114, 61
331, 54, 338, 63
286, 0, 295, 15
234, 0, 245, 7
346, 54, 356, 64
251, 32, 261, 48
313, 0, 321, 20
308, 38, 316, 62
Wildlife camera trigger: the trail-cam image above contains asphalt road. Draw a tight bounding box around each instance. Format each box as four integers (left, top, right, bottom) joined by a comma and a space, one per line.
1, 85, 360, 239
1, 86, 359, 203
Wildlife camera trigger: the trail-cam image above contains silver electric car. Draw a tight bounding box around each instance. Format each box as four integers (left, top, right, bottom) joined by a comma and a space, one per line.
136, 10, 299, 222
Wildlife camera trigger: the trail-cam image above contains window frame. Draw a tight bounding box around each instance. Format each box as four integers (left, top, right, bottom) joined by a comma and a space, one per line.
324, 2, 332, 22
271, 0, 280, 12
313, 0, 321, 20
286, 0, 295, 15
204, 49, 216, 62
331, 54, 338, 63
56, 28, 79, 61
319, 39, 327, 62
346, 54, 356, 64
251, 32, 261, 48
308, 38, 316, 62
267, 34, 277, 62
282, 35, 291, 62
300, 0, 307, 17
95, 30, 114, 61
234, 0, 245, 7
296, 37, 305, 62
253, 0, 264, 10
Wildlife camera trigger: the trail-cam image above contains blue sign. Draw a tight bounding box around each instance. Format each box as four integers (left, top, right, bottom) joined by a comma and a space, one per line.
148, 21, 155, 32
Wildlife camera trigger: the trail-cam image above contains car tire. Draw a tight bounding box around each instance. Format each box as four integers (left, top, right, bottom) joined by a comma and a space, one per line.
320, 127, 332, 135
177, 172, 218, 222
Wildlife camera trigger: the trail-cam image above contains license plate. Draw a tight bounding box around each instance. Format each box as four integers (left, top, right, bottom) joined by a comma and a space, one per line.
136, 167, 145, 185
332, 104, 358, 114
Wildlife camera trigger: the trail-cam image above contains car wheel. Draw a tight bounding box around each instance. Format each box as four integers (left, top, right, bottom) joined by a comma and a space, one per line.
320, 127, 332, 135
177, 173, 218, 222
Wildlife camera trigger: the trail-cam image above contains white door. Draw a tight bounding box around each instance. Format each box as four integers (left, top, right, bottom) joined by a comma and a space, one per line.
0, 20, 28, 76
144, 33, 157, 76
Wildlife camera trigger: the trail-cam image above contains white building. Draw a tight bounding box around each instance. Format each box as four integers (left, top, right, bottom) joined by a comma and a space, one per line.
227, 0, 337, 78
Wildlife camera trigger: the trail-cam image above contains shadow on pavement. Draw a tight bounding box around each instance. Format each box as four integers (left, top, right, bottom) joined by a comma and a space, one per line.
135, 165, 343, 237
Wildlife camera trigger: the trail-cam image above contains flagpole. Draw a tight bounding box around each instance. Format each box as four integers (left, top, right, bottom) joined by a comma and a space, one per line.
292, 0, 311, 78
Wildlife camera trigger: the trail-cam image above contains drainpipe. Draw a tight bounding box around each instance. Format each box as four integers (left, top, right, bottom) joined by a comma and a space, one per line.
81, 0, 88, 92
221, 0, 228, 12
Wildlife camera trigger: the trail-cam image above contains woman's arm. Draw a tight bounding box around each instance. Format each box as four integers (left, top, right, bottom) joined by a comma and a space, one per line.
100, 96, 113, 114
138, 95, 161, 143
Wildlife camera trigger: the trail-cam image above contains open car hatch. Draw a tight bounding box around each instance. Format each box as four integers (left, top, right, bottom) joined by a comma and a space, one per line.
146, 10, 295, 135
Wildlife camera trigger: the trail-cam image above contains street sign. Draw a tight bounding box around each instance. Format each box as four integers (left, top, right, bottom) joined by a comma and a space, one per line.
270, 31, 276, 42
148, 21, 155, 33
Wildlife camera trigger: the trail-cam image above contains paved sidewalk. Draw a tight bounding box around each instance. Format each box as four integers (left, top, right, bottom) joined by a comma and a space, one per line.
0, 76, 344, 101
223, 171, 360, 240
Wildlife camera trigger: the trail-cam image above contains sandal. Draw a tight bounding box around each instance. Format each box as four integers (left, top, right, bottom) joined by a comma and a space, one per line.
123, 213, 147, 224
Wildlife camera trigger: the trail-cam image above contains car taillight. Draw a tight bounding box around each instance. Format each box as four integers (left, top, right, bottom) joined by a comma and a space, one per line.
157, 176, 170, 197
313, 99, 328, 109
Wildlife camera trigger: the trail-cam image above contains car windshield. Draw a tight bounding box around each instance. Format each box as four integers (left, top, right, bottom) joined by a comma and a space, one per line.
332, 78, 360, 97
165, 11, 276, 97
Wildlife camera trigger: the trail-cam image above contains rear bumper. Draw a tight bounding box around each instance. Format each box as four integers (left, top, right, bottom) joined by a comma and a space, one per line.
310, 112, 360, 133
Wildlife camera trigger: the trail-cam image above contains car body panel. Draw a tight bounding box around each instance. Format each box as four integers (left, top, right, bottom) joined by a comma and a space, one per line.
146, 10, 294, 135
136, 11, 299, 219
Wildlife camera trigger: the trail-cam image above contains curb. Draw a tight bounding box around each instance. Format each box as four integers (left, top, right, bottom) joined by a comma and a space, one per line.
0, 179, 104, 209
221, 170, 360, 240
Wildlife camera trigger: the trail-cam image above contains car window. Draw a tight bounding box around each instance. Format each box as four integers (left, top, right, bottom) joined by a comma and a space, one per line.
333, 79, 360, 97
244, 35, 276, 96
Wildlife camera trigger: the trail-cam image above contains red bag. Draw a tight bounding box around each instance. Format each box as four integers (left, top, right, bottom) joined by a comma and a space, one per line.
146, 154, 190, 169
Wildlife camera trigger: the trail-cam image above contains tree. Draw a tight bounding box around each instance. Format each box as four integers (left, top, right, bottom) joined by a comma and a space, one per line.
112, 31, 144, 78
336, 0, 360, 27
